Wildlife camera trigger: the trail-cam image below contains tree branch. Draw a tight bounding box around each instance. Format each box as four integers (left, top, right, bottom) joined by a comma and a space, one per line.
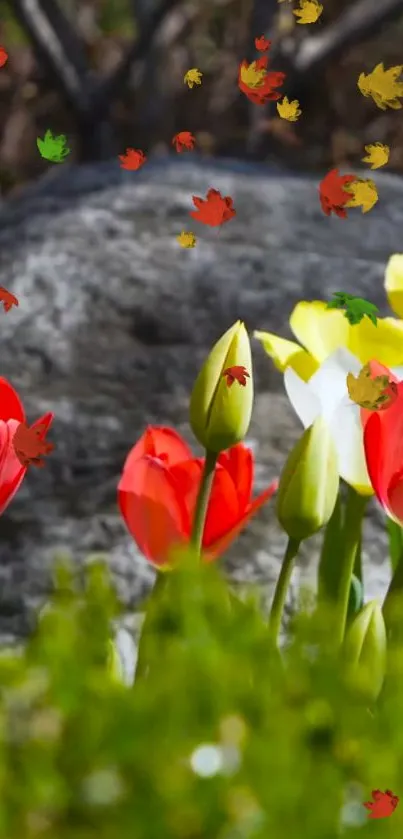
292, 0, 403, 77
8, 0, 92, 113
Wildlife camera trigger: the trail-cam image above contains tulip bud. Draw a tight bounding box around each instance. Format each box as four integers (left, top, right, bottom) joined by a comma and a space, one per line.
190, 321, 253, 453
276, 416, 339, 541
343, 601, 387, 701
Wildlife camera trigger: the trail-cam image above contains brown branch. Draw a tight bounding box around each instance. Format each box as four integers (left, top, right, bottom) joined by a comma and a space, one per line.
292, 0, 403, 77
89, 0, 183, 118
8, 0, 92, 113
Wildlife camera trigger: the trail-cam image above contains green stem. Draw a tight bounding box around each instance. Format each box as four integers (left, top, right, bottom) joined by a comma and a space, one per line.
334, 486, 368, 647
269, 537, 301, 643
135, 572, 168, 681
383, 546, 403, 638
190, 449, 218, 557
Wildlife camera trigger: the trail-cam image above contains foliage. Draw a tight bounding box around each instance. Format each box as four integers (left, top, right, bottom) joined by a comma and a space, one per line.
0, 555, 402, 839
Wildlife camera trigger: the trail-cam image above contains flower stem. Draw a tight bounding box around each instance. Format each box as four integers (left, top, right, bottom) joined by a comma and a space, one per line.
190, 449, 218, 558
269, 537, 301, 643
335, 485, 368, 646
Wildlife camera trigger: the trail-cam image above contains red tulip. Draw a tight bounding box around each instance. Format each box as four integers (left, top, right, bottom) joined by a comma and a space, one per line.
362, 361, 403, 523
0, 378, 54, 515
118, 426, 278, 568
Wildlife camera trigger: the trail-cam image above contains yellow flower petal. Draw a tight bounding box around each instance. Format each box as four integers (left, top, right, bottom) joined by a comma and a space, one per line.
254, 330, 318, 381
348, 315, 403, 366
385, 253, 403, 318
290, 301, 350, 363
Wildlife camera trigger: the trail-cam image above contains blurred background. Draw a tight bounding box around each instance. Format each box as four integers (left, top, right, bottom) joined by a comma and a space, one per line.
1, 0, 403, 196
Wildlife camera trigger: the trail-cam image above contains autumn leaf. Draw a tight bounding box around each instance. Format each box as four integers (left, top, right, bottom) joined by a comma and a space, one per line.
118, 148, 147, 170
37, 130, 70, 163
318, 168, 356, 218
361, 142, 390, 170
240, 60, 267, 89
13, 421, 54, 469
238, 56, 285, 105
189, 188, 236, 227
358, 63, 403, 110
343, 178, 379, 213
184, 68, 203, 88
0, 287, 18, 312
255, 35, 271, 52
326, 292, 379, 326
222, 366, 250, 387
277, 96, 302, 122
0, 47, 8, 67
177, 231, 197, 248
172, 131, 195, 152
346, 363, 397, 411
293, 0, 323, 24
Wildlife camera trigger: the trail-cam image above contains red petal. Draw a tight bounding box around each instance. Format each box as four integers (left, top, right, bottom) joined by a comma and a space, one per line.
118, 455, 191, 567
0, 420, 27, 515
217, 444, 253, 512
0, 379, 25, 422
205, 479, 278, 560
203, 465, 241, 546
122, 426, 193, 473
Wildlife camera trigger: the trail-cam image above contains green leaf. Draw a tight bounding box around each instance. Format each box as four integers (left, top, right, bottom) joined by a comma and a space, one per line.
317, 493, 343, 605
346, 573, 364, 624
386, 518, 403, 573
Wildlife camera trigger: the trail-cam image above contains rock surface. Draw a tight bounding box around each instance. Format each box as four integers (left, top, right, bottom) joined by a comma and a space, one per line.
0, 155, 401, 642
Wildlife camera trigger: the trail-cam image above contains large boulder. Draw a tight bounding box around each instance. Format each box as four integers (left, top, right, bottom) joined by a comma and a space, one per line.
0, 156, 401, 641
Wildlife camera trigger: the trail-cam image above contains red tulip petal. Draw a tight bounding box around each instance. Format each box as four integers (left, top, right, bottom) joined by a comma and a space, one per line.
363, 386, 403, 521
205, 479, 279, 560
387, 467, 403, 524
169, 458, 204, 521
122, 426, 193, 474
0, 378, 25, 422
203, 465, 241, 546
118, 455, 191, 567
218, 444, 253, 511
0, 420, 26, 515
170, 457, 241, 545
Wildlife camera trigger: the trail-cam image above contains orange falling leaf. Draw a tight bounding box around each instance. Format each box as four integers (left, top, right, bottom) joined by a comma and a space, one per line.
318, 168, 356, 218
0, 47, 8, 68
189, 188, 236, 227
172, 131, 195, 152
0, 287, 18, 312
119, 148, 147, 171
238, 55, 285, 105
255, 35, 271, 52
12, 421, 54, 469
222, 366, 250, 387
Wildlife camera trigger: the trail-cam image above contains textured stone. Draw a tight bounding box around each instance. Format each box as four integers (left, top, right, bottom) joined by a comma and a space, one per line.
0, 155, 401, 641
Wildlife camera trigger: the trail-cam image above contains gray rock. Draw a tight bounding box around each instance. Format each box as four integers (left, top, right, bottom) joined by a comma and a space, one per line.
0, 155, 400, 641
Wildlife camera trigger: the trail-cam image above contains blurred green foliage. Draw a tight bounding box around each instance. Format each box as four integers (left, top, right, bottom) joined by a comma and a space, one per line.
0, 554, 402, 838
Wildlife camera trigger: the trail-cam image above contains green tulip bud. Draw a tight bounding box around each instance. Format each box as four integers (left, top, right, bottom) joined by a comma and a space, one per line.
343, 601, 387, 701
189, 320, 253, 452
276, 416, 339, 541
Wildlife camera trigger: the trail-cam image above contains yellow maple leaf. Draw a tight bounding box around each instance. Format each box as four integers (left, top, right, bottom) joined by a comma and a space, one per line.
343, 178, 379, 214
346, 363, 395, 411
177, 231, 197, 248
293, 0, 323, 24
184, 68, 203, 88
361, 142, 390, 170
276, 96, 302, 122
358, 63, 403, 110
240, 61, 267, 89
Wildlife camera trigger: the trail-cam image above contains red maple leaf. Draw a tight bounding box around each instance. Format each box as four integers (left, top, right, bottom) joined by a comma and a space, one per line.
238, 56, 285, 105
223, 366, 250, 387
0, 47, 8, 68
363, 790, 399, 820
119, 148, 147, 171
12, 420, 54, 468
255, 35, 271, 52
189, 188, 236, 227
172, 131, 195, 152
319, 168, 356, 218
0, 287, 18, 312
